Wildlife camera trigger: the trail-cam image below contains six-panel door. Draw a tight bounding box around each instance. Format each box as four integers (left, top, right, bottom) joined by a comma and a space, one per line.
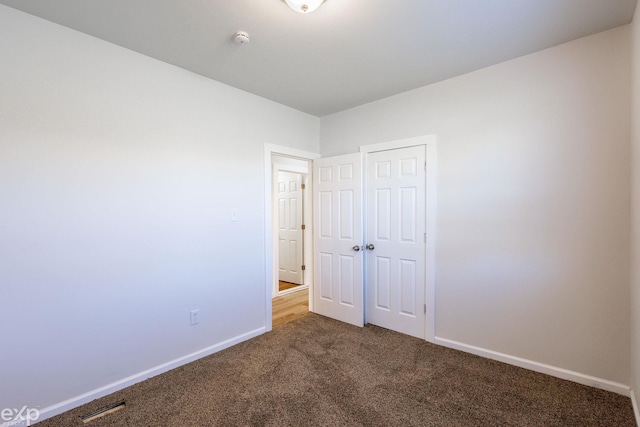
313, 153, 364, 327
365, 146, 426, 338
278, 171, 304, 285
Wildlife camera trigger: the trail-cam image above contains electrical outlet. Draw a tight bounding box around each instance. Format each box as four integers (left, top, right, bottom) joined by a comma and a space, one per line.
190, 309, 200, 326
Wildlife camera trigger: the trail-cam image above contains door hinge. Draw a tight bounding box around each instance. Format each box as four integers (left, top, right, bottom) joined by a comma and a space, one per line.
301, 224, 306, 230
424, 161, 427, 171
301, 265, 306, 271
424, 304, 427, 314
424, 233, 427, 243
301, 183, 306, 190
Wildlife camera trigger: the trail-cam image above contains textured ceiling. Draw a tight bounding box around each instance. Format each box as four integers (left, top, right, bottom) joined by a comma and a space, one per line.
0, 0, 636, 117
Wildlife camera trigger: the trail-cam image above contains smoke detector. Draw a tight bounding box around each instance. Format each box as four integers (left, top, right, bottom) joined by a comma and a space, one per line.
233, 31, 250, 45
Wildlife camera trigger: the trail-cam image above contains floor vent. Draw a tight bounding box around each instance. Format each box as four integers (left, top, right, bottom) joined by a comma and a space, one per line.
80, 401, 126, 424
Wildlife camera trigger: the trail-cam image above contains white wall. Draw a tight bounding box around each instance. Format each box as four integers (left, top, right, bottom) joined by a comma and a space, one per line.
321, 26, 631, 386
0, 4, 319, 414
630, 2, 640, 413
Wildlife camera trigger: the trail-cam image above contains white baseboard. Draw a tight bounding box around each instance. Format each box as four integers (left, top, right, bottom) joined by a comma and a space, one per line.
434, 336, 630, 396
631, 389, 640, 426
33, 327, 266, 424
276, 284, 309, 297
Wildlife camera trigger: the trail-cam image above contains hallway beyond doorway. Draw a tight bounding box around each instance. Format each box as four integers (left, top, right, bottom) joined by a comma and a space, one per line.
272, 288, 308, 328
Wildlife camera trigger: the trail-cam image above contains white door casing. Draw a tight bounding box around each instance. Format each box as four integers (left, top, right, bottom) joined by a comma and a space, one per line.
264, 144, 320, 331
278, 171, 304, 285
313, 153, 364, 327
365, 145, 426, 339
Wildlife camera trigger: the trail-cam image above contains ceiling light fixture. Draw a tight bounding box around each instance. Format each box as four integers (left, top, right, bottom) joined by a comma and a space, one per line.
283, 0, 325, 14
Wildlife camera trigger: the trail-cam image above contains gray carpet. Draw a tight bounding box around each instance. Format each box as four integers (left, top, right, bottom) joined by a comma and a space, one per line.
37, 314, 635, 426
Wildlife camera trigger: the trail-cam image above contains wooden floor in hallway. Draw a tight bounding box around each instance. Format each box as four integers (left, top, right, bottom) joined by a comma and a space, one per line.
279, 280, 302, 292
272, 288, 309, 328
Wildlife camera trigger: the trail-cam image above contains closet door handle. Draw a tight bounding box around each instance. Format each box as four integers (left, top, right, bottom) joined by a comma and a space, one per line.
366, 244, 375, 251
352, 245, 361, 252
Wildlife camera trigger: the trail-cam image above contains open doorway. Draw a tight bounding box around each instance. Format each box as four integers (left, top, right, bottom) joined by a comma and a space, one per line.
265, 145, 319, 330
264, 144, 320, 330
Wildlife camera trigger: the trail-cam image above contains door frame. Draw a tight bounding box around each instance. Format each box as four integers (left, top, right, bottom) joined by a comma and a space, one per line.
360, 135, 437, 343
264, 144, 320, 332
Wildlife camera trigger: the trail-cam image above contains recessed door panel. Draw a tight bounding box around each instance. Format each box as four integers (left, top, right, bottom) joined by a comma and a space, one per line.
339, 163, 353, 181
400, 158, 417, 177
289, 198, 298, 230
400, 259, 417, 316
319, 252, 333, 300
339, 190, 354, 240
319, 191, 332, 239
375, 256, 391, 310
376, 161, 391, 179
319, 166, 332, 183
376, 188, 391, 241
339, 255, 355, 306
400, 187, 417, 243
